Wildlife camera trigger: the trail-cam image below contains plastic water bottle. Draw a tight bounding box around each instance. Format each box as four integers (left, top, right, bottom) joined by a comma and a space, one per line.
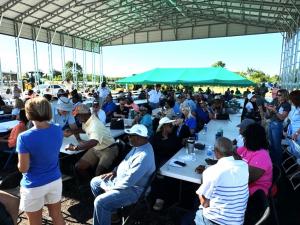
206, 145, 213, 158
202, 124, 207, 135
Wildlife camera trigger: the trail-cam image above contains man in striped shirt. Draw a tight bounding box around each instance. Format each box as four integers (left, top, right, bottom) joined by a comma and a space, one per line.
195, 137, 249, 225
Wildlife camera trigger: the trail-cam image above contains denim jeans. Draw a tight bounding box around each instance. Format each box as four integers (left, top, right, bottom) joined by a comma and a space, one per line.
268, 120, 283, 165
194, 208, 216, 225
90, 176, 139, 225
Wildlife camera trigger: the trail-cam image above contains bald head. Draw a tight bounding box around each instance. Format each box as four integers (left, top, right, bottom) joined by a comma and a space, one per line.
214, 137, 234, 158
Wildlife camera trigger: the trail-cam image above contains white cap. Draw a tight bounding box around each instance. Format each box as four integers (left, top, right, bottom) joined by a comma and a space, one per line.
157, 117, 175, 132
125, 124, 148, 137
247, 93, 255, 100
56, 97, 73, 112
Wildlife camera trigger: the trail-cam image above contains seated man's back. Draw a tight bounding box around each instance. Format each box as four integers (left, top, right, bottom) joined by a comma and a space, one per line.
195, 137, 249, 225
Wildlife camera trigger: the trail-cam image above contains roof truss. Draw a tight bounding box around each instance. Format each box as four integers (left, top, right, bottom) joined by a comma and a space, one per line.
0, 0, 299, 48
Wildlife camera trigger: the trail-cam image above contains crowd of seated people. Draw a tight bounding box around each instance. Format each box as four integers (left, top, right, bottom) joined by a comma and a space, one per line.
2, 82, 300, 225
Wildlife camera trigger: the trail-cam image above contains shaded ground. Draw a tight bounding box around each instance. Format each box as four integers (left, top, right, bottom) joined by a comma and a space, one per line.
11, 173, 300, 225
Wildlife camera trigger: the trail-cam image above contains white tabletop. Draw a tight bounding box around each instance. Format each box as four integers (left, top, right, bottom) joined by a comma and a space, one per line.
160, 147, 207, 184
0, 120, 19, 133
160, 113, 241, 184
60, 128, 125, 155
197, 113, 240, 145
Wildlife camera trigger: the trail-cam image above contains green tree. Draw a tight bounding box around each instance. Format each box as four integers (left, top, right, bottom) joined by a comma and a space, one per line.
64, 61, 83, 81
212, 61, 226, 68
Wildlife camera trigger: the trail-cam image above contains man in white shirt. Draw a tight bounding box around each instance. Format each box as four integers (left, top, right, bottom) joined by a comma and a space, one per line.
195, 137, 249, 225
148, 84, 162, 109
97, 82, 111, 105
91, 100, 106, 124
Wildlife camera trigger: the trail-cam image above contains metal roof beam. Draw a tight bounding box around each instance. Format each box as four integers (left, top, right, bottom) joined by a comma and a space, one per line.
73, 1, 167, 38
48, 0, 110, 30
0, 0, 22, 14
32, 0, 84, 27
14, 0, 56, 21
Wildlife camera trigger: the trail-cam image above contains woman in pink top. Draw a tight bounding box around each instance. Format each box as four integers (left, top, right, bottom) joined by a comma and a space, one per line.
237, 123, 272, 196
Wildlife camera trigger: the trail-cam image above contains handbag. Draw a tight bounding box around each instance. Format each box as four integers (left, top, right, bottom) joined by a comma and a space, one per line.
110, 118, 124, 130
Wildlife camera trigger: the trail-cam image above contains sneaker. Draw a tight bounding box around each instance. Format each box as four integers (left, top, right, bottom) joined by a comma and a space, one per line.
111, 212, 121, 224
153, 198, 164, 211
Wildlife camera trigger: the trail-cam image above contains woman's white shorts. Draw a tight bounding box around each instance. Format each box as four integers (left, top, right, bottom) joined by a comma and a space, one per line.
19, 178, 62, 212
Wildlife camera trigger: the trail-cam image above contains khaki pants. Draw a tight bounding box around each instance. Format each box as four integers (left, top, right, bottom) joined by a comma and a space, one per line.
81, 145, 119, 175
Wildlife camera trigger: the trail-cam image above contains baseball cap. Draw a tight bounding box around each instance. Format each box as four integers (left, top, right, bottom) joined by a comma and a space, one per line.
73, 104, 90, 116
157, 117, 175, 131
125, 124, 148, 137
56, 97, 73, 112
237, 119, 255, 132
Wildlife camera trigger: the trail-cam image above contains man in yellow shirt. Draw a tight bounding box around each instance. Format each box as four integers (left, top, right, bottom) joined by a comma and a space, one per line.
66, 104, 118, 181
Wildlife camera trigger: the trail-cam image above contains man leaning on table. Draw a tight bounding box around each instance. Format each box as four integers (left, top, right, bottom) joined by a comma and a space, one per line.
194, 137, 249, 225
65, 104, 118, 181
90, 124, 156, 225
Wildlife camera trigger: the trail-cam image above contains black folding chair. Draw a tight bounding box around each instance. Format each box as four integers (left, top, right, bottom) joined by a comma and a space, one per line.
120, 171, 157, 225
244, 189, 270, 225
268, 164, 281, 225
2, 147, 17, 170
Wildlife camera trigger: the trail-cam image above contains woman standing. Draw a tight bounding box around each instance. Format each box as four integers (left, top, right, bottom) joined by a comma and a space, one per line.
266, 89, 291, 165
17, 97, 65, 225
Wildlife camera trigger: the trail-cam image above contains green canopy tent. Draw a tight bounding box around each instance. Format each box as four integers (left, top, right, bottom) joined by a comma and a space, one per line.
116, 67, 255, 87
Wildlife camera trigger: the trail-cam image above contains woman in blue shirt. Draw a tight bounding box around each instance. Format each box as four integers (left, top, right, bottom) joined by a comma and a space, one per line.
181, 105, 197, 135
133, 104, 153, 137
17, 97, 65, 225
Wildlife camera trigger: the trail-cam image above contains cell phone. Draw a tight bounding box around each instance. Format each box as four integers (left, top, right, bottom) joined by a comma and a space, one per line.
174, 161, 186, 167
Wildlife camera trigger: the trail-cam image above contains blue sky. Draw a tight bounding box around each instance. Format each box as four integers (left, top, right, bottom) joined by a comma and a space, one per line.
0, 33, 283, 77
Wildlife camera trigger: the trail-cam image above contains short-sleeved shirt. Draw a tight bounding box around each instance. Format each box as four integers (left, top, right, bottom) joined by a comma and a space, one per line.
115, 106, 129, 118
271, 101, 291, 122
82, 114, 115, 151
16, 124, 63, 188
184, 116, 197, 131
196, 156, 249, 225
288, 107, 300, 143
97, 87, 110, 99
96, 109, 106, 124
102, 101, 117, 114
237, 146, 272, 196
52, 110, 76, 129
148, 90, 161, 104
8, 121, 27, 148
140, 114, 153, 137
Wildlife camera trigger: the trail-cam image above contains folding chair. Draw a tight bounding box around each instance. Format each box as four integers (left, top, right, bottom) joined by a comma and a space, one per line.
282, 139, 300, 174
268, 164, 281, 225
283, 140, 300, 191
120, 171, 157, 225
244, 189, 270, 225
2, 147, 16, 170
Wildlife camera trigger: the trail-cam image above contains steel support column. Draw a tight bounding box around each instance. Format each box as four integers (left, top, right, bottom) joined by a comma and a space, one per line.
61, 35, 66, 82
99, 45, 103, 84
32, 26, 41, 89
15, 21, 24, 91
280, 29, 300, 90
72, 38, 78, 90
92, 43, 96, 87
48, 30, 56, 86
82, 40, 87, 87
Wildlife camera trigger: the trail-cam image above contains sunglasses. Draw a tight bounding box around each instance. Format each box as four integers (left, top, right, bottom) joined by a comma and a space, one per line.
277, 94, 282, 97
